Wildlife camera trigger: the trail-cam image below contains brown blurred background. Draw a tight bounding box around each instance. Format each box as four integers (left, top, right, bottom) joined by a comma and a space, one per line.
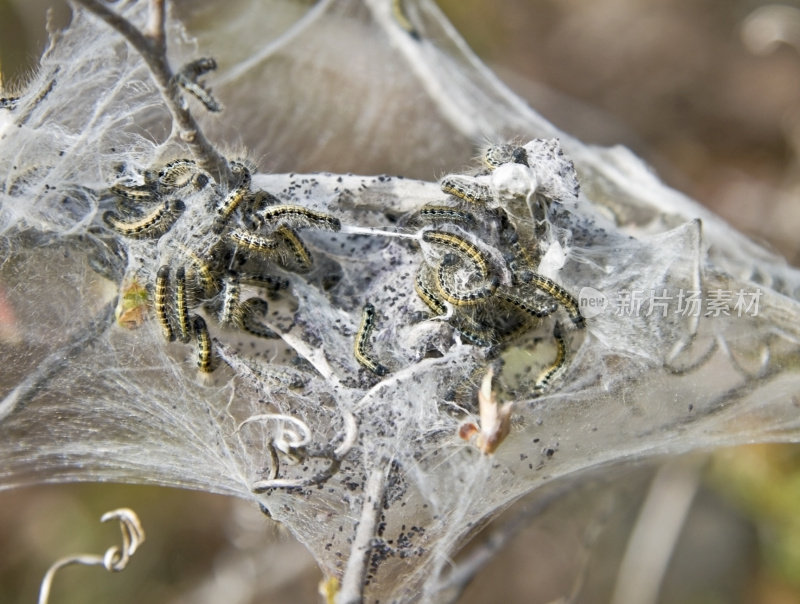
2, 0, 800, 602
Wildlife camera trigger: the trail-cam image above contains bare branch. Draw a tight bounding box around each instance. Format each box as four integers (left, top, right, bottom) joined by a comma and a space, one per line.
336, 466, 387, 604
144, 0, 166, 49
38, 509, 145, 604
252, 458, 341, 492
609, 458, 703, 604
0, 300, 115, 422
434, 482, 577, 603
73, 0, 232, 183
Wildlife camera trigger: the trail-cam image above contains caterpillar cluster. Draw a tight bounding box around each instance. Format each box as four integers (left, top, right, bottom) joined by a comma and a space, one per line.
102, 158, 340, 372
399, 142, 585, 393
102, 143, 583, 396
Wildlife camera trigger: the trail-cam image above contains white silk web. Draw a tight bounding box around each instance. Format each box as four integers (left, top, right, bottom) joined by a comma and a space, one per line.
1, 1, 799, 602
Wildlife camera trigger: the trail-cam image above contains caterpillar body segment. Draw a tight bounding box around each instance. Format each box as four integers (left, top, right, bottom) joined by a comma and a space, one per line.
354, 303, 389, 376
104, 199, 185, 238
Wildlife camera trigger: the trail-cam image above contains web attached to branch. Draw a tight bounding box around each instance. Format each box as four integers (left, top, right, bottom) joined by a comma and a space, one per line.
1, 1, 800, 602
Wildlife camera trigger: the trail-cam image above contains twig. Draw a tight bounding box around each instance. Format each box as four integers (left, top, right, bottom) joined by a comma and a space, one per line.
434, 482, 576, 603
0, 300, 115, 421
217, 0, 336, 85
609, 458, 703, 604
334, 408, 358, 458
238, 413, 313, 452
362, 0, 482, 138
336, 466, 387, 604
252, 457, 341, 492
38, 508, 145, 604
73, 0, 232, 183
277, 330, 338, 383
248, 408, 357, 492
144, 0, 165, 46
